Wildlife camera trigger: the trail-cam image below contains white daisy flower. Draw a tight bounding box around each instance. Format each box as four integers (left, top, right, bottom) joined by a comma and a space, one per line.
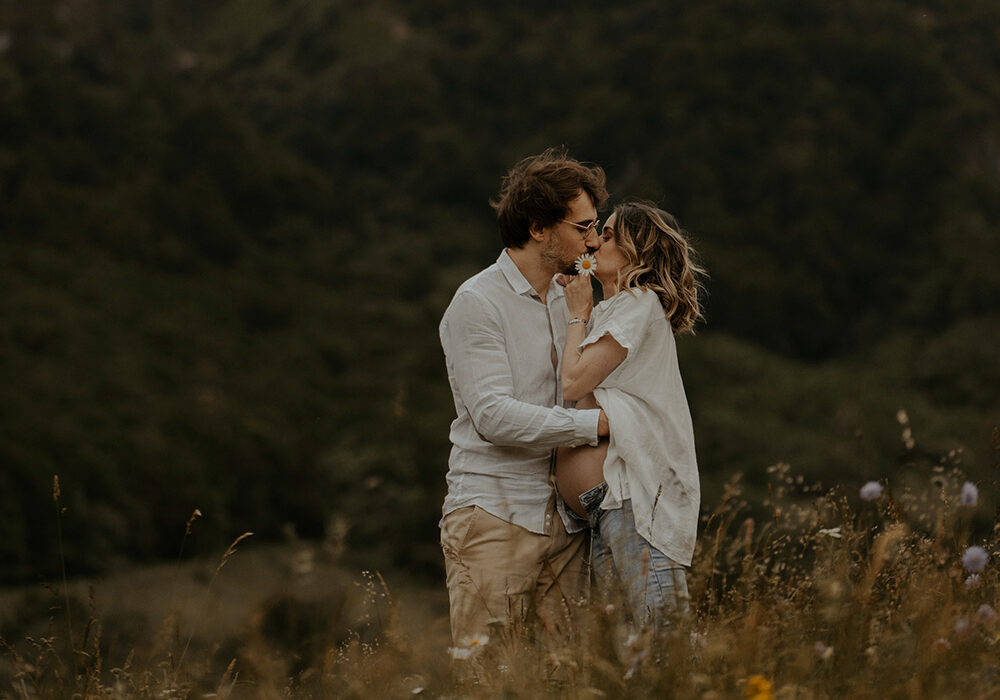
574, 253, 597, 276
460, 633, 490, 648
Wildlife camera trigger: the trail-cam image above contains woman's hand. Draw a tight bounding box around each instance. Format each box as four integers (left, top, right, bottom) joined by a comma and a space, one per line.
564, 273, 594, 322
561, 273, 624, 402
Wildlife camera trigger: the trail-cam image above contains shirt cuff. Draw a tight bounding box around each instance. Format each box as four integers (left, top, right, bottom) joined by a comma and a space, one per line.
576, 408, 601, 446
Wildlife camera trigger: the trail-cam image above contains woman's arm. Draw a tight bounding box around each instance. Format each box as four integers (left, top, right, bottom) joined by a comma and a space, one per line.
561, 276, 629, 402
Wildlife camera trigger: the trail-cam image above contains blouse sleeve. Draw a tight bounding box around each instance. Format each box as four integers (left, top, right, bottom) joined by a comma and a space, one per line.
579, 288, 658, 356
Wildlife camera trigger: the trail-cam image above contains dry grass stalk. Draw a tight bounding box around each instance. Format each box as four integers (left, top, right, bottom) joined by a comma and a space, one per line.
4, 427, 998, 698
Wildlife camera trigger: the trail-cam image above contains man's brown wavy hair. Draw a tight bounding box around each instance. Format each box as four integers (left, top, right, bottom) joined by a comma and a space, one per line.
491, 147, 608, 248
611, 201, 707, 334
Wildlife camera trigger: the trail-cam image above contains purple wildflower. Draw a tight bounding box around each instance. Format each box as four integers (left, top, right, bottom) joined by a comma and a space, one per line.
975, 605, 997, 624
962, 546, 989, 573
960, 482, 978, 506
860, 481, 883, 501
814, 641, 833, 660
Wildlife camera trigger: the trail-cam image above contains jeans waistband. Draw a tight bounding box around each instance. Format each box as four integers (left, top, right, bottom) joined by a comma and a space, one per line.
579, 481, 609, 525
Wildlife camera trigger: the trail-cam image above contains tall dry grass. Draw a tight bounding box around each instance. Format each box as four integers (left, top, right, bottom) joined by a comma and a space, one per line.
1, 424, 997, 699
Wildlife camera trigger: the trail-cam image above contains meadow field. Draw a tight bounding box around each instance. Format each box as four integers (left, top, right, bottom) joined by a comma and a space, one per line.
3, 3, 1000, 696
2, 427, 997, 699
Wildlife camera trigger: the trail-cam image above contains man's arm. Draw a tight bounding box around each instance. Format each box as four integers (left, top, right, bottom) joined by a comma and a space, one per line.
597, 409, 609, 438
441, 291, 601, 448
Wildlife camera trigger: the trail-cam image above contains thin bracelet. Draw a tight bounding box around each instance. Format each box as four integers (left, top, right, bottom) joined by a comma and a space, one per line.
568, 318, 586, 325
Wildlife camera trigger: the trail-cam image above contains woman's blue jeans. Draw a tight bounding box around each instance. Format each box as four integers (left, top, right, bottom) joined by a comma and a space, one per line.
579, 482, 690, 637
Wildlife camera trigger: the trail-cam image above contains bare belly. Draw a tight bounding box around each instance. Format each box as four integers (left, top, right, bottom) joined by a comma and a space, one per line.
555, 443, 608, 518
554, 392, 608, 518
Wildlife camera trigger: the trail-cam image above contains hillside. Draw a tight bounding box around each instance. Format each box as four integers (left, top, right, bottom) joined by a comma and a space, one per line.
1, 0, 998, 581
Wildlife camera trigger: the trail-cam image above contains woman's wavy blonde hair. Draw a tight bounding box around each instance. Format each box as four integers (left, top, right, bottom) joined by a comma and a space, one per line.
610, 201, 707, 334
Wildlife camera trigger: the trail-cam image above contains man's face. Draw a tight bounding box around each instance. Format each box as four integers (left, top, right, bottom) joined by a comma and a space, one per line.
539, 191, 602, 275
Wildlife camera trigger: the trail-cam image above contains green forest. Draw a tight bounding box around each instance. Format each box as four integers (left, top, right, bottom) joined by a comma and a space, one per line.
1, 0, 998, 583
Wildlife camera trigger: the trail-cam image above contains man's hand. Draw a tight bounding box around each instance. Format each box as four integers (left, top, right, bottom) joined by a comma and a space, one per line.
597, 409, 610, 438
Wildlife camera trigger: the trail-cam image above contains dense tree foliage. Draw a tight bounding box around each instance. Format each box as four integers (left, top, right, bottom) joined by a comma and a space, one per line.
1, 0, 997, 581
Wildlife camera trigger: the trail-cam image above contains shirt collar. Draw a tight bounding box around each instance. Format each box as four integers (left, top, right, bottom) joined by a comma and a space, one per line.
496, 249, 532, 296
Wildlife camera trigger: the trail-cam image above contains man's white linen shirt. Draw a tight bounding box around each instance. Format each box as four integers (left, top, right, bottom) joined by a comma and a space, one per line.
439, 250, 602, 534
580, 288, 701, 566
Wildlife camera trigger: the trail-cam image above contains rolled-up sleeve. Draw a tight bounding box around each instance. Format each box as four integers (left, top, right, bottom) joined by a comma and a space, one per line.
441, 290, 599, 448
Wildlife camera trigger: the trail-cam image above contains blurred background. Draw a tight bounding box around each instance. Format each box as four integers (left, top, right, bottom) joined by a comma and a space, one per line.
2, 0, 998, 585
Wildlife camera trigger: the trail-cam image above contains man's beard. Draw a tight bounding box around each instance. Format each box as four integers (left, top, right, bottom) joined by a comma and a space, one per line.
541, 237, 577, 275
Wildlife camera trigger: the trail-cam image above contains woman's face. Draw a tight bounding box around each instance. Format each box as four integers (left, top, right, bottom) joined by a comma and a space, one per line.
594, 212, 627, 284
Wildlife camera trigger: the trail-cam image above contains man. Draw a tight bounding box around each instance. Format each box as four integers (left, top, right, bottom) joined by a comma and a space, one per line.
439, 148, 610, 650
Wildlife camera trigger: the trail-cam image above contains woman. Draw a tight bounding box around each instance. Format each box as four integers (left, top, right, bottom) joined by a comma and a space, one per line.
555, 201, 706, 638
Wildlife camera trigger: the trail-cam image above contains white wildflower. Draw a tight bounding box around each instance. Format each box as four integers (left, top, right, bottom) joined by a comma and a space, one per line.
818, 527, 842, 539
860, 481, 884, 501
460, 633, 490, 649
962, 546, 989, 572
690, 631, 708, 649
448, 646, 473, 660
965, 574, 981, 589
574, 253, 597, 276
960, 482, 978, 507
902, 427, 914, 450
975, 605, 997, 624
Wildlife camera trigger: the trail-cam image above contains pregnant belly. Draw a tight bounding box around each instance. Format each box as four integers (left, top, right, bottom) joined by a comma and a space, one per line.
554, 442, 609, 518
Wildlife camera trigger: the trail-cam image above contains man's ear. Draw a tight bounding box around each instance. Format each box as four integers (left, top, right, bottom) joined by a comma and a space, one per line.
528, 222, 546, 243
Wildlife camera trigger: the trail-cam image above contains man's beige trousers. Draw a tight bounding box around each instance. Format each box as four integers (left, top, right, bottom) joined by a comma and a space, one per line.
441, 501, 588, 648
